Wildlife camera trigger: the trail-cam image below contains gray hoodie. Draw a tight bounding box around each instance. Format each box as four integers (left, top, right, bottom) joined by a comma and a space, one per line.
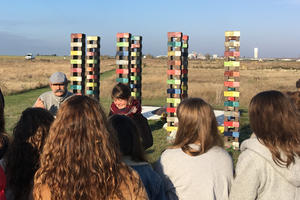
230, 137, 300, 200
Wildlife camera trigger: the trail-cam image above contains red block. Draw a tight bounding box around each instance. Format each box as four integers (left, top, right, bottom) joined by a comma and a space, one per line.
130, 68, 140, 73
71, 68, 82, 73
224, 71, 240, 77
116, 69, 129, 74
71, 33, 84, 39
224, 51, 240, 57
86, 67, 96, 72
167, 69, 181, 75
224, 81, 240, 87
168, 32, 182, 38
87, 52, 99, 56
168, 60, 181, 66
131, 44, 140, 48
182, 69, 188, 74
117, 33, 130, 38
86, 75, 98, 79
224, 121, 239, 127
182, 35, 189, 40
166, 107, 176, 113
227, 97, 235, 101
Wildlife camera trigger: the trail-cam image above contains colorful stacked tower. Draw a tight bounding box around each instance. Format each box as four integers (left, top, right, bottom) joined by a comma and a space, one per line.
116, 33, 131, 85
181, 35, 189, 99
223, 31, 240, 150
166, 32, 189, 137
70, 33, 86, 95
130, 35, 142, 104
86, 36, 100, 100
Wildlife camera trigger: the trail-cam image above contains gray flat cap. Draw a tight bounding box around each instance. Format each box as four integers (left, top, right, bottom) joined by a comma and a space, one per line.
49, 72, 67, 83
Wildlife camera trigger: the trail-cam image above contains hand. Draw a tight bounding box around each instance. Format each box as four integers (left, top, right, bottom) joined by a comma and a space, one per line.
130, 106, 137, 114
34, 98, 45, 109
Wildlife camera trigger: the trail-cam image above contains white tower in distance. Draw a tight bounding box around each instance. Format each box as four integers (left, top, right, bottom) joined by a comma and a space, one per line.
254, 48, 258, 60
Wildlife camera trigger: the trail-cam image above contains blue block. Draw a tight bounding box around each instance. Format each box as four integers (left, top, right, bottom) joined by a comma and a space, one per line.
223, 132, 232, 137
167, 89, 181, 94
116, 51, 129, 56
130, 84, 140, 89
232, 132, 240, 137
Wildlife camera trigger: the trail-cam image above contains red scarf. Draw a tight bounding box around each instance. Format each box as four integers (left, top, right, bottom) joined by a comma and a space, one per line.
0, 166, 6, 200
110, 99, 141, 118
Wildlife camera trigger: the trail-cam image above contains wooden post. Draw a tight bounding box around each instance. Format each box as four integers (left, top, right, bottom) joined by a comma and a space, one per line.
224, 31, 240, 150
86, 36, 100, 100
70, 33, 86, 95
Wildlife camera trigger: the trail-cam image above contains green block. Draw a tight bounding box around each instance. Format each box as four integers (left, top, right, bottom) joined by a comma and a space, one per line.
116, 78, 129, 83
182, 43, 188, 48
70, 85, 82, 90
167, 98, 181, 104
70, 59, 82, 64
130, 76, 140, 81
224, 101, 239, 107
168, 41, 181, 47
87, 59, 98, 64
167, 79, 181, 84
131, 92, 140, 97
227, 87, 236, 91
224, 61, 240, 67
131, 36, 141, 40
117, 42, 129, 47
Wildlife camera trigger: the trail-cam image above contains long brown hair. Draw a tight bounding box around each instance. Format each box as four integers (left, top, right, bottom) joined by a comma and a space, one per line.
34, 95, 134, 200
249, 90, 300, 167
6, 107, 54, 200
172, 98, 223, 156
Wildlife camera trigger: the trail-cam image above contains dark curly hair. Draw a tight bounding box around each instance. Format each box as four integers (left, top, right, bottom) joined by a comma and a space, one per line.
5, 107, 54, 200
0, 88, 9, 159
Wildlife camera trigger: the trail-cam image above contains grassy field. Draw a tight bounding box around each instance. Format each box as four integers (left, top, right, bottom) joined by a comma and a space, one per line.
1, 56, 300, 164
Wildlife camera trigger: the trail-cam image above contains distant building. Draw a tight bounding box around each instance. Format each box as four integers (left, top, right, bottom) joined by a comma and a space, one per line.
254, 48, 258, 59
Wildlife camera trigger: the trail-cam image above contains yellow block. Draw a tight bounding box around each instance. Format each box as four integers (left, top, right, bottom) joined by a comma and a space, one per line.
86, 82, 97, 87
70, 76, 82, 81
87, 44, 99, 48
131, 52, 140, 56
225, 31, 240, 37
70, 51, 82, 56
87, 36, 99, 41
168, 51, 181, 56
166, 126, 178, 132
70, 42, 82, 47
224, 41, 240, 47
224, 91, 240, 97
167, 117, 178, 123
228, 78, 235, 82
218, 126, 224, 134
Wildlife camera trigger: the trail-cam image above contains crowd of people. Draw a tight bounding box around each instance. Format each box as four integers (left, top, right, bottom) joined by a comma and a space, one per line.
0, 72, 299, 200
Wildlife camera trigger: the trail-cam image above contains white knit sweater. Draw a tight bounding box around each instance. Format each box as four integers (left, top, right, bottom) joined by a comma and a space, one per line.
154, 145, 233, 200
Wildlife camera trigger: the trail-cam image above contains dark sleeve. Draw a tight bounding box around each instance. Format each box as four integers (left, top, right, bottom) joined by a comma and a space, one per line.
133, 114, 153, 149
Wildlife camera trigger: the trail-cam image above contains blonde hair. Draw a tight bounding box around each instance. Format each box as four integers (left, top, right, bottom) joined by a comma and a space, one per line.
172, 98, 223, 156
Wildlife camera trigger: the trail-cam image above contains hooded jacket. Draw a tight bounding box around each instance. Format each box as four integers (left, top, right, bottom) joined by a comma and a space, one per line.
229, 137, 300, 200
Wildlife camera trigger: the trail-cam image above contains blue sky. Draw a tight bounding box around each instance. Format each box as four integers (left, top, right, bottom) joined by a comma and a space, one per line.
0, 0, 299, 58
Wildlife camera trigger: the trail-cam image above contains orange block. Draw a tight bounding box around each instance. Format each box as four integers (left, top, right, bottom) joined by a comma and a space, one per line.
71, 33, 84, 39
86, 75, 98, 79
167, 69, 181, 75
168, 32, 182, 38
182, 35, 189, 40
224, 81, 240, 87
86, 67, 96, 72
116, 33, 130, 38
224, 71, 240, 77
116, 69, 129, 74
131, 44, 140, 48
130, 68, 140, 73
168, 60, 181, 66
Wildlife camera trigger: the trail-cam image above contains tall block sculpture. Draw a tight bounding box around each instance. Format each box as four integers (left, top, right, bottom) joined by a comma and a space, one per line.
116, 33, 131, 84
130, 35, 142, 104
70, 33, 86, 95
86, 36, 100, 100
223, 31, 240, 150
166, 32, 189, 138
